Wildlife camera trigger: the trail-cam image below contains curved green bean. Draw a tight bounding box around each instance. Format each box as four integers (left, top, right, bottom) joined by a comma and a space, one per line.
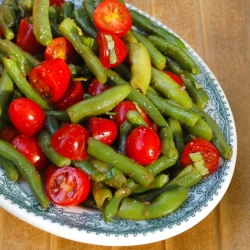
0, 154, 18, 182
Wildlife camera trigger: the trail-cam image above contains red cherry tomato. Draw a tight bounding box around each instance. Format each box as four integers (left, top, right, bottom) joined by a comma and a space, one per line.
0, 28, 3, 37
44, 37, 77, 64
12, 134, 48, 172
88, 117, 118, 145
29, 58, 71, 104
125, 126, 161, 165
54, 81, 84, 110
8, 98, 45, 136
96, 32, 127, 68
164, 71, 183, 86
93, 0, 132, 37
113, 101, 150, 127
87, 78, 110, 96
16, 19, 45, 55
0, 126, 20, 143
49, 0, 65, 8
180, 138, 220, 174
51, 124, 89, 161
45, 166, 91, 206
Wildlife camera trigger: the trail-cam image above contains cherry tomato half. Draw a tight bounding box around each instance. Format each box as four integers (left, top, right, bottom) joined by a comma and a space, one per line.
8, 98, 45, 136
51, 124, 89, 161
180, 138, 220, 174
113, 101, 150, 128
29, 58, 71, 104
125, 126, 161, 165
16, 19, 45, 55
45, 166, 91, 206
12, 134, 48, 172
93, 0, 132, 37
164, 71, 183, 86
88, 117, 118, 145
44, 37, 77, 64
54, 81, 84, 110
49, 0, 65, 8
96, 32, 127, 68
87, 78, 110, 96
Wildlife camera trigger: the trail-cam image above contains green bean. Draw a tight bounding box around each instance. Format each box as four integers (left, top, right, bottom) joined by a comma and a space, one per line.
49, 5, 60, 24
83, 0, 102, 25
3, 0, 17, 28
0, 6, 14, 40
38, 129, 71, 167
0, 139, 49, 208
146, 90, 199, 126
132, 174, 169, 194
159, 126, 179, 158
148, 35, 200, 75
168, 118, 185, 177
18, 0, 34, 13
186, 117, 213, 141
66, 84, 131, 123
72, 160, 106, 183
45, 115, 61, 135
59, 18, 106, 83
102, 196, 123, 222
113, 63, 131, 82
33, 0, 53, 46
151, 67, 193, 109
129, 42, 151, 94
3, 57, 51, 110
60, 1, 74, 23
104, 68, 168, 128
191, 103, 233, 159
118, 120, 134, 154
116, 186, 187, 220
0, 154, 18, 182
105, 167, 127, 189
166, 57, 209, 108
131, 30, 166, 70
126, 110, 148, 127
0, 69, 14, 116
87, 137, 155, 187
44, 110, 70, 121
145, 155, 178, 176
129, 9, 187, 51
91, 180, 112, 210
124, 30, 138, 44
50, 21, 62, 38
72, 7, 97, 38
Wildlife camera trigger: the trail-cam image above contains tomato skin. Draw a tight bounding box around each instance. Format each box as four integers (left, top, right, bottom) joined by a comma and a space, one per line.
51, 124, 89, 161
8, 98, 45, 136
0, 126, 20, 143
180, 138, 220, 174
87, 78, 109, 96
164, 71, 183, 86
54, 81, 84, 110
125, 126, 161, 165
45, 166, 91, 206
96, 32, 127, 68
93, 0, 132, 37
44, 37, 77, 64
88, 117, 118, 145
113, 101, 150, 128
49, 0, 65, 8
12, 134, 48, 172
16, 19, 45, 55
29, 58, 71, 104
43, 164, 59, 183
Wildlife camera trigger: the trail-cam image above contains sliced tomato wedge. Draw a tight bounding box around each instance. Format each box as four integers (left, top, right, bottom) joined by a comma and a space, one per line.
93, 0, 132, 37
96, 32, 127, 68
44, 37, 77, 64
16, 19, 45, 55
54, 81, 84, 110
45, 166, 91, 206
29, 58, 71, 104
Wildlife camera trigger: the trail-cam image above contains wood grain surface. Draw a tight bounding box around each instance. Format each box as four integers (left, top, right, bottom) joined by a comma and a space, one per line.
0, 0, 249, 249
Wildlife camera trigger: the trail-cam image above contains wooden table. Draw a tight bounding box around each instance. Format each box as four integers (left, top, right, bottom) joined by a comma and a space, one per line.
0, 0, 249, 249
